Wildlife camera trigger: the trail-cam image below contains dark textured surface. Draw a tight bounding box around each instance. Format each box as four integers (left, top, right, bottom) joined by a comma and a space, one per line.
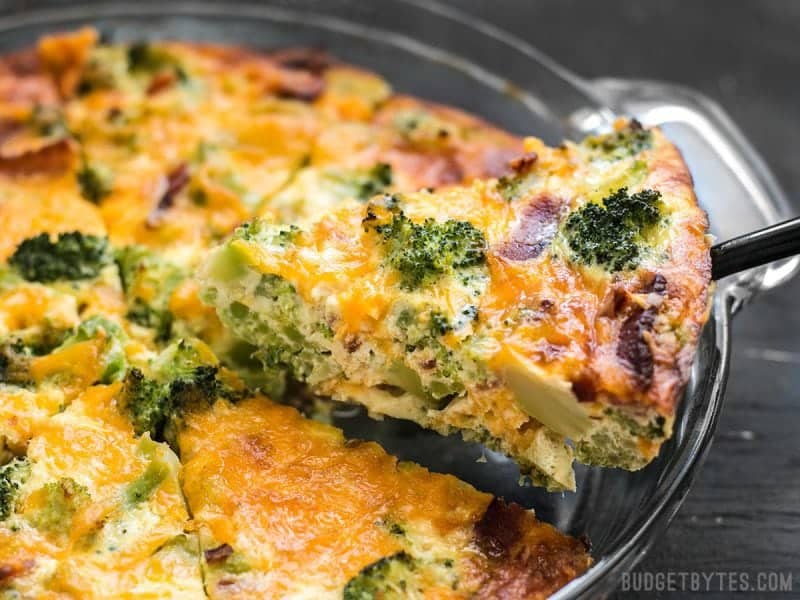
446, 1, 800, 597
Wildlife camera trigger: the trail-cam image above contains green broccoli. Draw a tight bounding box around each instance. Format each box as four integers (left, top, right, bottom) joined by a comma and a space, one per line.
393, 110, 455, 150
121, 340, 243, 444
0, 339, 34, 386
122, 367, 164, 440
0, 456, 31, 521
364, 198, 487, 290
27, 105, 70, 139
352, 163, 393, 201
233, 221, 300, 248
75, 46, 128, 96
8, 232, 112, 283
76, 161, 114, 203
124, 449, 170, 506
127, 42, 187, 81
76, 58, 117, 95
582, 122, 652, 161
27, 477, 90, 536
116, 245, 185, 342
56, 316, 128, 384
343, 552, 418, 600
562, 187, 663, 271
390, 308, 470, 405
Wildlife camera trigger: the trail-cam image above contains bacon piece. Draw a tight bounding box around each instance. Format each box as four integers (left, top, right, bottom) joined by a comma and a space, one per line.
146, 163, 190, 227
499, 194, 563, 261
474, 498, 592, 598
146, 70, 178, 96
617, 306, 657, 389
204, 543, 234, 564
267, 47, 333, 74
0, 137, 75, 175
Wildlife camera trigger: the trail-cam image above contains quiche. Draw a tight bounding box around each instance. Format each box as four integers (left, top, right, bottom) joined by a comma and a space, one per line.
0, 29, 592, 597
201, 123, 713, 491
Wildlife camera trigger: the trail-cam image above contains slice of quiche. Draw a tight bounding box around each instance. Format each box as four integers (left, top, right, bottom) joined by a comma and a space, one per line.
0, 384, 203, 598
179, 396, 590, 599
103, 336, 590, 597
200, 121, 713, 490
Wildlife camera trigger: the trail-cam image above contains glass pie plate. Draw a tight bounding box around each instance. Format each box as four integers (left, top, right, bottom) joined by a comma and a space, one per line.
2, 1, 796, 597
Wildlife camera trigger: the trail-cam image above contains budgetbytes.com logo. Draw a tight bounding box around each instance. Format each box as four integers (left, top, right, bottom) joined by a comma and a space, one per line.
620, 570, 794, 594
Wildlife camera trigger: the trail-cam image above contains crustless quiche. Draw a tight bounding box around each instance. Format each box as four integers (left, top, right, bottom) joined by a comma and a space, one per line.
0, 29, 594, 598
201, 123, 712, 491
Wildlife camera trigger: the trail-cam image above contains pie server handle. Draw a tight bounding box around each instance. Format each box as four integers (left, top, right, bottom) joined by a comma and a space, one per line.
711, 215, 800, 280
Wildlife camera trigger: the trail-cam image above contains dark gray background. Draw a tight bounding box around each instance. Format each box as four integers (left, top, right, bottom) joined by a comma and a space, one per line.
446, 1, 800, 598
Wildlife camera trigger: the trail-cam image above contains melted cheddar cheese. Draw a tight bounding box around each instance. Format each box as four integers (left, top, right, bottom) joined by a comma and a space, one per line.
180, 397, 590, 599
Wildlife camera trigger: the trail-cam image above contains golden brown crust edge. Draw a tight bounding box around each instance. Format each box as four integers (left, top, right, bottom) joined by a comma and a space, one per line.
581, 126, 713, 419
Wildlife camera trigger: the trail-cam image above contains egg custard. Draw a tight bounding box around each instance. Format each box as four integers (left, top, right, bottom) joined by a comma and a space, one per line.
1, 29, 592, 597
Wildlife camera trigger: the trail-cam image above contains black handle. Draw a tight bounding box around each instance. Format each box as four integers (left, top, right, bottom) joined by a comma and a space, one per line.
711, 216, 800, 280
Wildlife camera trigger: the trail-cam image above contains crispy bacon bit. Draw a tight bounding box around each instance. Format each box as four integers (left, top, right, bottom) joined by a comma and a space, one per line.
0, 559, 34, 584
204, 543, 234, 564
420, 358, 437, 370
508, 152, 538, 174
268, 47, 332, 74
0, 49, 42, 76
571, 371, 597, 403
648, 273, 668, 294
617, 306, 657, 389
146, 163, 190, 227
0, 75, 59, 106
499, 194, 563, 261
480, 147, 524, 178
343, 335, 361, 353
0, 137, 75, 175
274, 70, 326, 102
146, 70, 177, 96
475, 498, 592, 598
474, 498, 524, 560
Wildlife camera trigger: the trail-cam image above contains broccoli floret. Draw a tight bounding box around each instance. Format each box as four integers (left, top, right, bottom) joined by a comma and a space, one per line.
122, 367, 164, 439
0, 457, 31, 521
8, 232, 111, 283
203, 543, 252, 574
77, 57, 117, 95
126, 300, 174, 343
582, 122, 652, 161
393, 110, 455, 150
27, 105, 70, 139
562, 187, 663, 271
76, 161, 113, 203
116, 245, 184, 342
343, 552, 418, 600
364, 199, 487, 290
27, 478, 89, 536
124, 455, 170, 506
121, 340, 243, 444
57, 316, 128, 383
233, 221, 300, 248
0, 339, 34, 386
76, 46, 128, 96
127, 42, 186, 80
391, 308, 469, 405
353, 163, 393, 201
